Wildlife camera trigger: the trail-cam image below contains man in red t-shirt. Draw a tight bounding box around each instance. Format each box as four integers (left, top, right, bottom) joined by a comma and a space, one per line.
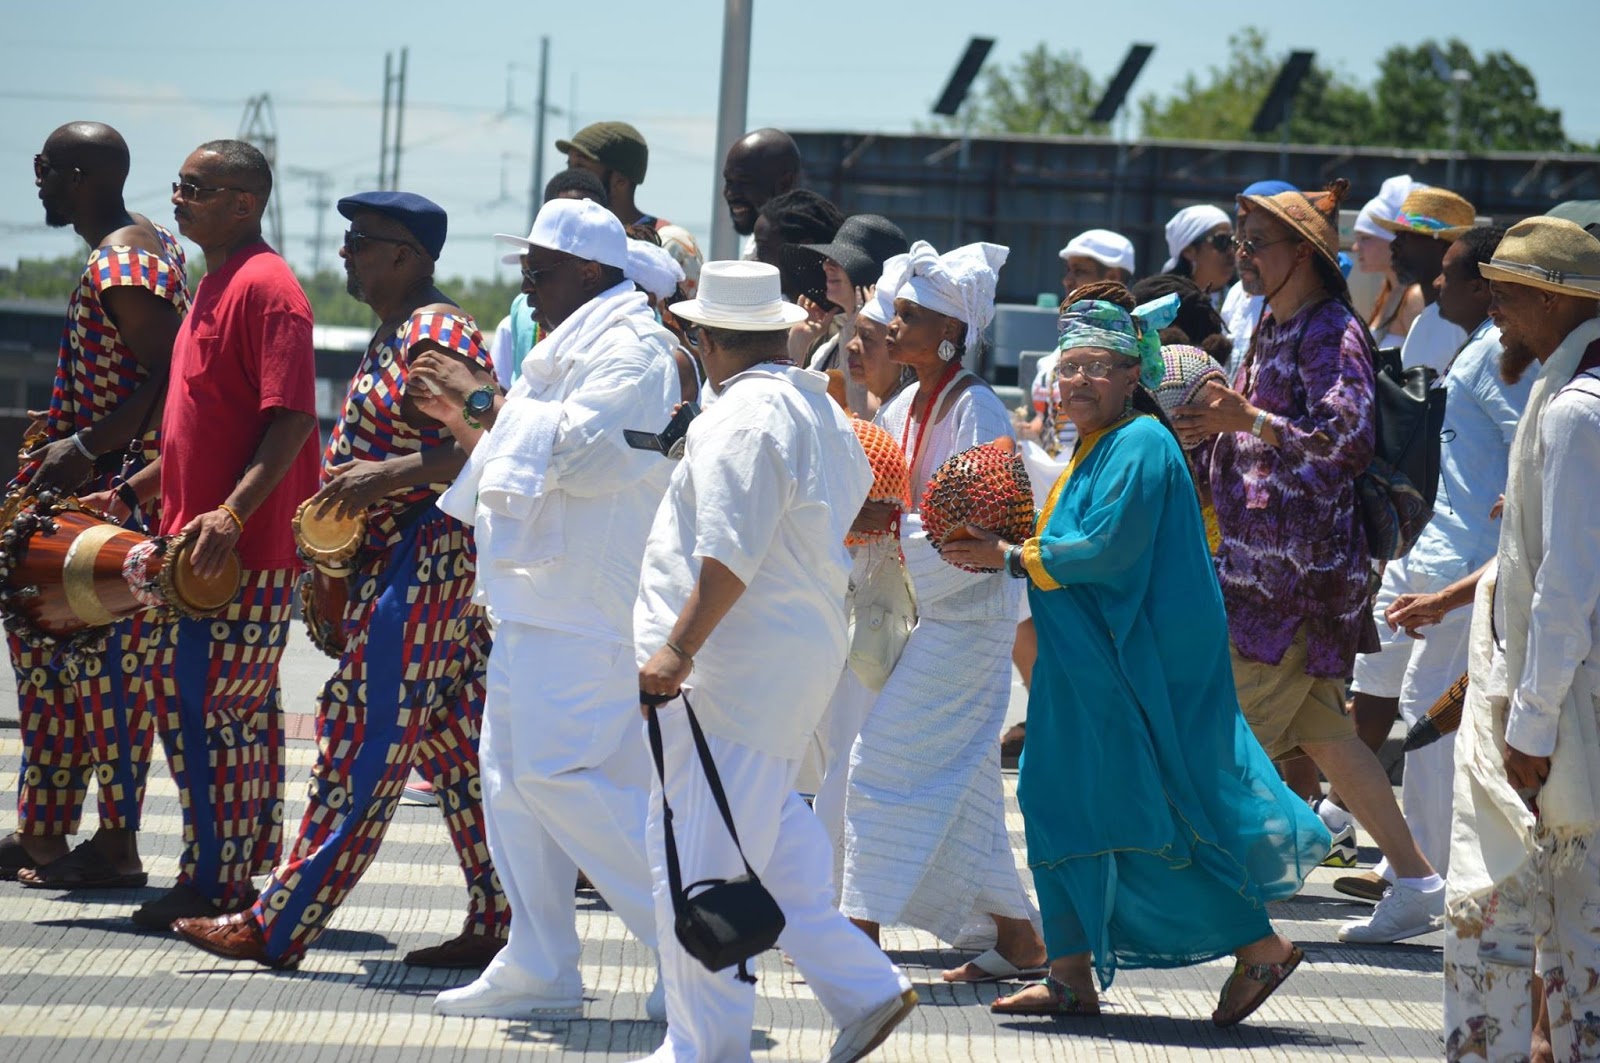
112, 139, 319, 930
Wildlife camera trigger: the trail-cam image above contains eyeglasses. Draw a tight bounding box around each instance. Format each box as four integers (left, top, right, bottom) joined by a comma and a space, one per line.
519, 261, 569, 288
681, 324, 703, 349
33, 154, 80, 180
344, 229, 420, 255
1204, 231, 1236, 253
1233, 236, 1294, 259
172, 180, 248, 201
1057, 357, 1136, 381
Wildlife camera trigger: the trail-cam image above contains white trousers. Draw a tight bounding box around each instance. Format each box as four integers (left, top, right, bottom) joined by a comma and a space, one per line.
645, 697, 909, 1063
810, 666, 877, 889
1352, 559, 1472, 876
478, 622, 657, 999
1444, 832, 1600, 1061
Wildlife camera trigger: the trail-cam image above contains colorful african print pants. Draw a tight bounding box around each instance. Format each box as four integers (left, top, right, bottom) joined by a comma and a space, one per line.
9, 619, 152, 836
253, 513, 505, 962
147, 568, 291, 908
1445, 830, 1600, 1061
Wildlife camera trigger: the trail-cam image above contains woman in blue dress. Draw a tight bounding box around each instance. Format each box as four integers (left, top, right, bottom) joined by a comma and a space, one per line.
941, 284, 1330, 1027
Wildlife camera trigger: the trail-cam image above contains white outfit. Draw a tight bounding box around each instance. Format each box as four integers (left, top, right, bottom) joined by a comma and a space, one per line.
840, 377, 1040, 942
635, 363, 907, 1063
437, 281, 678, 1008
489, 313, 516, 390
1219, 282, 1263, 385
1399, 302, 1468, 375
1351, 322, 1533, 875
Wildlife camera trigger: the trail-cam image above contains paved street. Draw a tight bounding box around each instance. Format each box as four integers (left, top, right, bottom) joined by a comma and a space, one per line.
0, 631, 1446, 1061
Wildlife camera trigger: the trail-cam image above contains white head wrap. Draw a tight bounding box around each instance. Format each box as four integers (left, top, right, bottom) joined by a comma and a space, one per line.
860, 253, 910, 327
1161, 204, 1231, 273
1059, 228, 1135, 274
624, 239, 685, 300
894, 240, 1009, 348
1354, 174, 1428, 243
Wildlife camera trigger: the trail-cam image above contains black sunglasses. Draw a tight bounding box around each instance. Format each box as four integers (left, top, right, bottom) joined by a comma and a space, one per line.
681, 323, 703, 349
34, 154, 81, 180
172, 180, 248, 201
344, 229, 421, 255
1203, 232, 1236, 253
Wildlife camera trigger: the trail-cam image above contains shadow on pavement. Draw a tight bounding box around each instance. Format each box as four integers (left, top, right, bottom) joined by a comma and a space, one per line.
995, 1013, 1362, 1049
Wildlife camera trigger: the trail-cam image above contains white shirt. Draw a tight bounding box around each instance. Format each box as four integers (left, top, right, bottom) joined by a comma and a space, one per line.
635, 364, 873, 760
1504, 367, 1600, 757
1405, 322, 1534, 583
488, 314, 516, 391
1219, 281, 1264, 385
1399, 302, 1468, 375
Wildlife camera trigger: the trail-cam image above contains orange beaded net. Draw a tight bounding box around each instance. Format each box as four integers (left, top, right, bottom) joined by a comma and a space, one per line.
920, 436, 1036, 572
844, 419, 911, 547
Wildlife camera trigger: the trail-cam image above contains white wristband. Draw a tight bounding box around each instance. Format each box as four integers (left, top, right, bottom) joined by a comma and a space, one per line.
70, 432, 96, 461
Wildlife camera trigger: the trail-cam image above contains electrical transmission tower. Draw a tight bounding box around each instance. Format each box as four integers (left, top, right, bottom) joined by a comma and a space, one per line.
285, 167, 335, 274
238, 94, 284, 250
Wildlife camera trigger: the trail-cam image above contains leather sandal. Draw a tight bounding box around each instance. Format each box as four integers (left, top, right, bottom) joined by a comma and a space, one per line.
1213, 945, 1304, 1027
17, 841, 148, 890
990, 975, 1100, 1016
0, 834, 39, 882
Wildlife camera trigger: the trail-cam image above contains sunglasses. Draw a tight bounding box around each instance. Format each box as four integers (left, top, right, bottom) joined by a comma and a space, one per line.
344, 229, 421, 255
1203, 232, 1236, 254
1233, 235, 1295, 259
681, 323, 703, 349
33, 154, 81, 180
172, 180, 248, 201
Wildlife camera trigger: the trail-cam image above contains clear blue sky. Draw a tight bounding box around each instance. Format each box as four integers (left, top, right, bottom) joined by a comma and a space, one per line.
3, 0, 1593, 286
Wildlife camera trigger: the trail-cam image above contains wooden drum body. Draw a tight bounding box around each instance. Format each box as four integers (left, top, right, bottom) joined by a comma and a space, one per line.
292, 499, 365, 577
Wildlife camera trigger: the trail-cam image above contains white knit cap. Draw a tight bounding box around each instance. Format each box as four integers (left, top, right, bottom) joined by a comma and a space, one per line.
624, 239, 685, 299
494, 198, 627, 269
1354, 174, 1428, 243
860, 253, 910, 327
1161, 204, 1231, 273
1059, 228, 1135, 274
894, 240, 1009, 347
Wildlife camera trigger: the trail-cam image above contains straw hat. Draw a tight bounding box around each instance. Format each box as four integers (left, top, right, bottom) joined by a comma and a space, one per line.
1237, 178, 1349, 276
1373, 187, 1476, 241
667, 261, 808, 331
1478, 216, 1600, 299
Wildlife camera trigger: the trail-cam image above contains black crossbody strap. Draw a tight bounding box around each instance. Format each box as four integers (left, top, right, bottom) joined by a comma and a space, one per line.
645, 701, 687, 917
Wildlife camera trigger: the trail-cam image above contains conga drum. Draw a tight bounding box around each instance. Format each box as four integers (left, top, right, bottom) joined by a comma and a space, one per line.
844, 419, 911, 548
291, 498, 365, 659
919, 436, 1037, 572
0, 490, 241, 648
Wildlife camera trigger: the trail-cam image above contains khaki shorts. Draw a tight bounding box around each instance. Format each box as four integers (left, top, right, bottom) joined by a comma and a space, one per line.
1231, 627, 1355, 761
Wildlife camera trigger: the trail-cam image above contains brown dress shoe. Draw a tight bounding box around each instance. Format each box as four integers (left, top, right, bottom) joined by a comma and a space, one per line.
172, 911, 298, 969
403, 926, 506, 968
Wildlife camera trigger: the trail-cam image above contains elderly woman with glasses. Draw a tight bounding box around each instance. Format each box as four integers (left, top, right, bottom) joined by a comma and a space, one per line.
942, 283, 1328, 1027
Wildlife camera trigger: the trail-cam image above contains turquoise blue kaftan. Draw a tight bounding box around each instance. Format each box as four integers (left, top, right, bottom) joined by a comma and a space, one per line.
1018, 414, 1330, 988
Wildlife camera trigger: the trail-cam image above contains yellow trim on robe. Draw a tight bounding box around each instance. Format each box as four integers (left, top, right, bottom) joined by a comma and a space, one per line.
1021, 414, 1141, 592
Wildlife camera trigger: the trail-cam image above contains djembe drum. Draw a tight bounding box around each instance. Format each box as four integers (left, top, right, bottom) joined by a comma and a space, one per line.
291, 499, 366, 659
919, 436, 1037, 573
844, 419, 911, 548
0, 490, 240, 650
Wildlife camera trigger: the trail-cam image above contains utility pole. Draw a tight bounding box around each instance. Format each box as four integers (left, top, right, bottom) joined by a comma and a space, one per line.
285, 167, 334, 274
378, 48, 409, 190
528, 35, 550, 233
709, 0, 753, 261
238, 94, 284, 250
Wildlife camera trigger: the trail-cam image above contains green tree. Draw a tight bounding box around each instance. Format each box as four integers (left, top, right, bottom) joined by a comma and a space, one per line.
1138, 28, 1375, 146
1369, 39, 1568, 152
0, 254, 86, 303
925, 44, 1107, 136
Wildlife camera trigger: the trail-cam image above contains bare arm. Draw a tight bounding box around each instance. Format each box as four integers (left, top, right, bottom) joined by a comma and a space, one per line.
637, 557, 748, 709
312, 445, 469, 521
183, 408, 318, 579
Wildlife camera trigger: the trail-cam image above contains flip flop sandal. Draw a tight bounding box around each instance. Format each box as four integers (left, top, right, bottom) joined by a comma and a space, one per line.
1212, 945, 1304, 1028
0, 835, 39, 882
990, 975, 1101, 1016
942, 947, 1050, 984
17, 841, 149, 890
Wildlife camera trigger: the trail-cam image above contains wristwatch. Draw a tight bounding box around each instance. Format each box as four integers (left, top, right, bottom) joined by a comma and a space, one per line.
462, 384, 497, 429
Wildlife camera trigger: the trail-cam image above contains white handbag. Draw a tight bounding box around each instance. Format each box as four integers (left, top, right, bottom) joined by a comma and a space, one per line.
846, 547, 917, 692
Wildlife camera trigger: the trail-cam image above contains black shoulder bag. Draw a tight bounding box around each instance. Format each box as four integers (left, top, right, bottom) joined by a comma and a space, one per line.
644, 693, 786, 984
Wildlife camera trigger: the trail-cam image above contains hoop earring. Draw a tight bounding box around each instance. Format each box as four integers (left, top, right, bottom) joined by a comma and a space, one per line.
937, 339, 959, 362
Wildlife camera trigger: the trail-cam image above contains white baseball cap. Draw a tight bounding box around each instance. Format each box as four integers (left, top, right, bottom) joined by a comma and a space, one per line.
1059, 229, 1135, 275
668, 261, 808, 332
494, 198, 628, 269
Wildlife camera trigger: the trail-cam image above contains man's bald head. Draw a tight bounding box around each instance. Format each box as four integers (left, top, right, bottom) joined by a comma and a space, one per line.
42, 122, 130, 184
722, 128, 801, 237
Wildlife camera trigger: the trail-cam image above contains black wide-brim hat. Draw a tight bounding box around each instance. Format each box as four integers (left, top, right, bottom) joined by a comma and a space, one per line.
797, 214, 909, 287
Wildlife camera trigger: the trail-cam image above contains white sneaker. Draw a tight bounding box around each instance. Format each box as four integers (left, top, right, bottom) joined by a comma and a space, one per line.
645, 978, 666, 1023
1314, 796, 1354, 834
1337, 882, 1444, 944
1320, 823, 1359, 868
433, 977, 583, 1020
826, 988, 918, 1063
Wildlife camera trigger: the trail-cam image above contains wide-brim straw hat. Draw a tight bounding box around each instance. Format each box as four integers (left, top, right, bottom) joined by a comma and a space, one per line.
668, 260, 808, 331
1479, 216, 1600, 299
1373, 186, 1476, 241
1237, 178, 1349, 277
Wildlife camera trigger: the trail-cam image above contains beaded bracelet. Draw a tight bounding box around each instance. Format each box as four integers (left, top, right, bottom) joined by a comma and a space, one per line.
217, 503, 245, 531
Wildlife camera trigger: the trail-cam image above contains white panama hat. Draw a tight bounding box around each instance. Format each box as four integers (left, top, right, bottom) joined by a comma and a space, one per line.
667, 261, 807, 331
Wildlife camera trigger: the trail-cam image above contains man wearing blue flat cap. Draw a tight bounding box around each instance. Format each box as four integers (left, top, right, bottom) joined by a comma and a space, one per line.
172, 190, 511, 970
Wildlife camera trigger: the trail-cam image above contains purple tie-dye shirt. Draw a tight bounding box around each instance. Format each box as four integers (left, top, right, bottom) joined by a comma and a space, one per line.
1205, 298, 1376, 679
